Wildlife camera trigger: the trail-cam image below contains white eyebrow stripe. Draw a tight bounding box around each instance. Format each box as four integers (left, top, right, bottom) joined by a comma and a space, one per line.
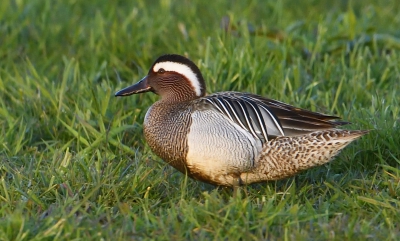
153, 61, 202, 96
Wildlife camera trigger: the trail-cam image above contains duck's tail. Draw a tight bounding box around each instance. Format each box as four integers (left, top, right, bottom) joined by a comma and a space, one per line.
239, 129, 368, 184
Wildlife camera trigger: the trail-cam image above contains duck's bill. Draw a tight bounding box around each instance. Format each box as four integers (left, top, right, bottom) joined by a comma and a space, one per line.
115, 76, 152, 96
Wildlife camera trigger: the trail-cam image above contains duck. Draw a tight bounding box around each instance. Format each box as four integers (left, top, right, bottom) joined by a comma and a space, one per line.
115, 54, 368, 187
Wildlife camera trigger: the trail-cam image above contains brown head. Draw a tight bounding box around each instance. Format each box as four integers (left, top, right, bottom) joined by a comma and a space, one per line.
115, 54, 206, 102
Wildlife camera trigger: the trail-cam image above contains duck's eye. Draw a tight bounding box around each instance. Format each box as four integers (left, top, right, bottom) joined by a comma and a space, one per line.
158, 68, 165, 74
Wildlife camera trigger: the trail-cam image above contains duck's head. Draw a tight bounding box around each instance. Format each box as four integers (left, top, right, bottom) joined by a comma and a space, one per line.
115, 54, 206, 101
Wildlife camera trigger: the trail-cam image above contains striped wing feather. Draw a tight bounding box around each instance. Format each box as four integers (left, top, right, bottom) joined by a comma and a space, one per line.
201, 92, 348, 143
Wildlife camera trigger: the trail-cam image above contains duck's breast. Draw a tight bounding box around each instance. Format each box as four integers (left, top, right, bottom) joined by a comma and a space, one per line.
143, 102, 192, 173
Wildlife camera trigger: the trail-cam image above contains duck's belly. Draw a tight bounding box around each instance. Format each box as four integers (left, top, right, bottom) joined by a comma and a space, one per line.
186, 110, 261, 186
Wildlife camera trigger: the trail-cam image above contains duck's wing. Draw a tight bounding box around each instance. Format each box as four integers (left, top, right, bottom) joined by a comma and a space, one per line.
199, 92, 348, 143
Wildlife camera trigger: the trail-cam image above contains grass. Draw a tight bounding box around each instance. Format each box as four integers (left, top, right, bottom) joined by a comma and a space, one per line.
0, 0, 399, 240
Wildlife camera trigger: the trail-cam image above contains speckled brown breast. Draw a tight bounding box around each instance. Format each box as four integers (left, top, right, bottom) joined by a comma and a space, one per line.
143, 100, 193, 174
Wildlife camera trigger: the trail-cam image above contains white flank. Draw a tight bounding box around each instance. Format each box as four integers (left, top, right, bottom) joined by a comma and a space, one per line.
185, 109, 262, 185
153, 61, 202, 96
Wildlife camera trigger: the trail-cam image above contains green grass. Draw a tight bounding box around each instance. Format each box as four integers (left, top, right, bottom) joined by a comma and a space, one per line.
0, 0, 399, 240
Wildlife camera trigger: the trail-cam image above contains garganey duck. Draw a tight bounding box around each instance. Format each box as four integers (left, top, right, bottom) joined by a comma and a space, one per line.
115, 54, 367, 187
